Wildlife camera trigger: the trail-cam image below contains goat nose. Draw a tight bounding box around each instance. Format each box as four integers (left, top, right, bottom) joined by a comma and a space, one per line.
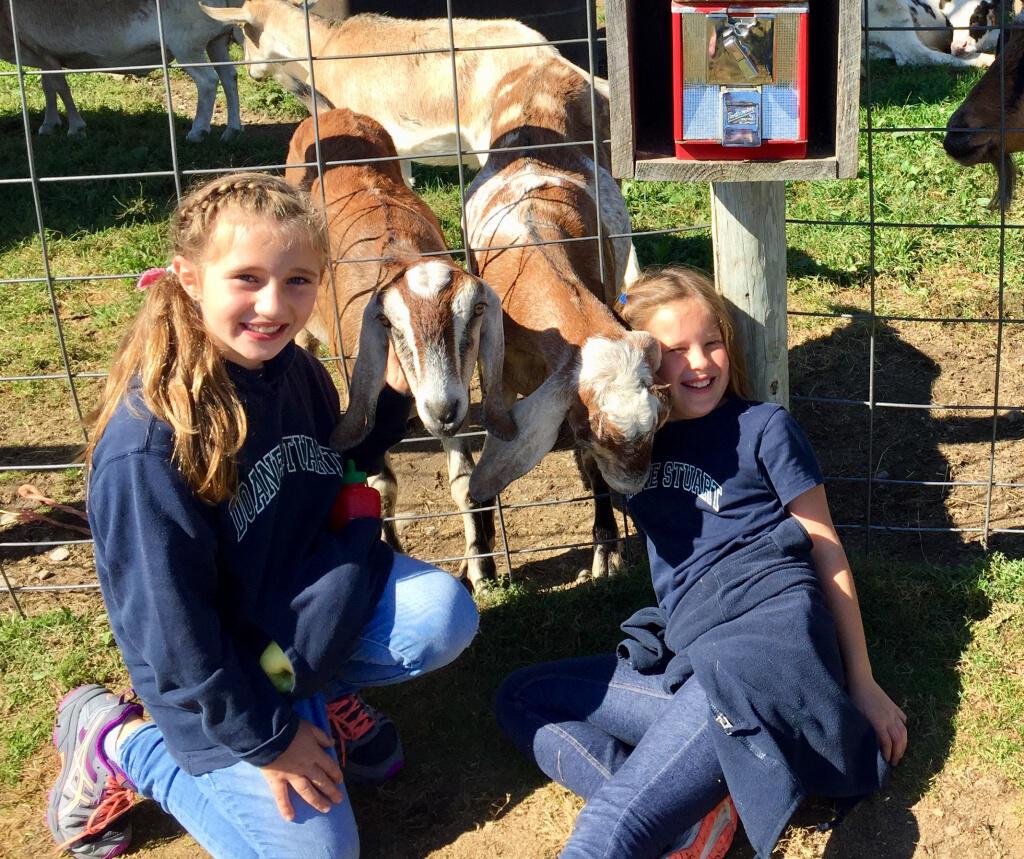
943, 129, 976, 159
437, 405, 459, 426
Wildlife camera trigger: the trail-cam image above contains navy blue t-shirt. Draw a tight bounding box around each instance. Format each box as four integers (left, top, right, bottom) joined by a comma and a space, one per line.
627, 397, 822, 617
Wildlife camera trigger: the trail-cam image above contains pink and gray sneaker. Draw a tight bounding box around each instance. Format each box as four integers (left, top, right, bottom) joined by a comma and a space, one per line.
47, 684, 143, 858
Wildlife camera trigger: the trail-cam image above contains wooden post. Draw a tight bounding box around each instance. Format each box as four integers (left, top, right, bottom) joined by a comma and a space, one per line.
710, 181, 789, 407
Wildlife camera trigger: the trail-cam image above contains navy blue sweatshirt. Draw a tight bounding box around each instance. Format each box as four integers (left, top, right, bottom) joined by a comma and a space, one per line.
88, 343, 411, 775
620, 401, 888, 858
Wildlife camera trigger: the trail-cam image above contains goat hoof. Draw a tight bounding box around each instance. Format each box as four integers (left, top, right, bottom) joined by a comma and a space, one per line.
220, 126, 243, 143
575, 568, 593, 584
185, 128, 210, 143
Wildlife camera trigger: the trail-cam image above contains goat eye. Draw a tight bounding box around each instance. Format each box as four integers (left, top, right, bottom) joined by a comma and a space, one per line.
377, 314, 391, 329
473, 303, 486, 317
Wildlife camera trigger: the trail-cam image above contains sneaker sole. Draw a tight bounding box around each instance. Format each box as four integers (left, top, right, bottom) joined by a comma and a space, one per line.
667, 796, 738, 859
699, 798, 736, 859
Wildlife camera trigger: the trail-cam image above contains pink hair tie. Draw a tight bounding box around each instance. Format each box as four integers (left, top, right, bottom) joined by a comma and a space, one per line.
136, 266, 172, 291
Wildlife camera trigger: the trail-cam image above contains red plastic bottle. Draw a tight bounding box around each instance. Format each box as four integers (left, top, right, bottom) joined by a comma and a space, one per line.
329, 460, 382, 530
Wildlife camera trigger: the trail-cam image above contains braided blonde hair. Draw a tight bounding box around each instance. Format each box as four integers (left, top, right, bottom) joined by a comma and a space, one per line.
87, 172, 330, 504
618, 265, 750, 400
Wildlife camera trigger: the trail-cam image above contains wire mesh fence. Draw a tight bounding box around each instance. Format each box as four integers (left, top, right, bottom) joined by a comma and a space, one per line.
2, 0, 1024, 619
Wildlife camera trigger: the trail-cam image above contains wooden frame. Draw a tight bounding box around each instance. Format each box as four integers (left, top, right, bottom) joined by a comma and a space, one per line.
607, 0, 861, 182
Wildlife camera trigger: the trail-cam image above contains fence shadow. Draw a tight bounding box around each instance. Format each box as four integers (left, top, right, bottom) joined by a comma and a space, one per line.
0, 108, 303, 249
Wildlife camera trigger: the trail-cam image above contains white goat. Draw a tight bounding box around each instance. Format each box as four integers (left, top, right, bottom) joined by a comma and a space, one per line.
201, 0, 590, 183
286, 108, 514, 585
865, 0, 993, 66
464, 57, 667, 583
0, 0, 243, 141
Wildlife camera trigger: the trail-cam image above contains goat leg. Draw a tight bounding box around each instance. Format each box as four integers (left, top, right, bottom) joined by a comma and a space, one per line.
368, 452, 404, 552
443, 437, 497, 590
575, 448, 623, 580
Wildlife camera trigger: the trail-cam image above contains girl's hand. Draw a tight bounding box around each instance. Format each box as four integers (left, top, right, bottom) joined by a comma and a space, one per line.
260, 719, 343, 820
848, 674, 908, 766
384, 343, 411, 395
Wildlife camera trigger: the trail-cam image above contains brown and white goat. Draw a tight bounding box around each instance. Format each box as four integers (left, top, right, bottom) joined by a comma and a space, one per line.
202, 0, 582, 184
464, 57, 667, 583
944, 13, 1024, 209
286, 108, 514, 584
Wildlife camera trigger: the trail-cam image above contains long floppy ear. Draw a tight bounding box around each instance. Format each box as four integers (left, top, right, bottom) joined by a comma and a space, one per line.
199, 3, 254, 26
628, 329, 662, 373
629, 330, 671, 426
469, 367, 573, 502
329, 296, 390, 452
476, 284, 517, 441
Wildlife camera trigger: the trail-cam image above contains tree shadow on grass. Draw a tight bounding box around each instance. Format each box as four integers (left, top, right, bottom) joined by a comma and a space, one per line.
0, 107, 302, 249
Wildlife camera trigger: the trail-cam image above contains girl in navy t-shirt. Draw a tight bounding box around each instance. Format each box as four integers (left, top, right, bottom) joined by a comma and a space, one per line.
494, 266, 907, 859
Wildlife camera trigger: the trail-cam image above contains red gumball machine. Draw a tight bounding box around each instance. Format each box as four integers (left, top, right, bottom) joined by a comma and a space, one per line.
671, 3, 809, 161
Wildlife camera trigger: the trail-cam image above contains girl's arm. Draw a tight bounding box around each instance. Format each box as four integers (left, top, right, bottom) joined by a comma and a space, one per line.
787, 484, 909, 765
91, 451, 298, 766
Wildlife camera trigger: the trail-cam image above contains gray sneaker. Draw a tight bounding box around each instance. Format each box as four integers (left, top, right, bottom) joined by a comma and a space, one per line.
47, 685, 143, 858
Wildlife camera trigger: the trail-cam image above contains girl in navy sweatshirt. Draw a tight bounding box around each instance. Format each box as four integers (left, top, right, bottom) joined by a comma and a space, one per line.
494, 266, 907, 859
48, 173, 478, 859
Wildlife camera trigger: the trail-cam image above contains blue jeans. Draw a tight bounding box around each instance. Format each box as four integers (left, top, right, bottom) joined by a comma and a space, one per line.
118, 554, 478, 859
494, 653, 727, 859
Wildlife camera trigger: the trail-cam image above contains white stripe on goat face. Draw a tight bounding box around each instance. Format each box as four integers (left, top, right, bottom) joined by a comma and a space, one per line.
392, 261, 471, 437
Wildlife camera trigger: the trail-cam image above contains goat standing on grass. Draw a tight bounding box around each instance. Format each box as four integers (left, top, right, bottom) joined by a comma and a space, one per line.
286, 108, 514, 586
0, 0, 243, 141
201, 0, 587, 184
944, 13, 1024, 209
465, 57, 668, 584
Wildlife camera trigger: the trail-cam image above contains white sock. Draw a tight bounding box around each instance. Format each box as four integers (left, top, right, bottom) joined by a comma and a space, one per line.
102, 721, 128, 766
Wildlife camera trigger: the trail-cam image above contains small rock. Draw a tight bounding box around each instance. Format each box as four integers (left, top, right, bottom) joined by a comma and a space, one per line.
48, 546, 71, 562
36, 569, 54, 581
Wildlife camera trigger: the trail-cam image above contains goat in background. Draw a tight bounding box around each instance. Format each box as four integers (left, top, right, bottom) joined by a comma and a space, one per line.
465, 57, 668, 585
944, 13, 1024, 209
865, 0, 994, 67
0, 0, 243, 140
286, 108, 514, 586
201, 0, 596, 185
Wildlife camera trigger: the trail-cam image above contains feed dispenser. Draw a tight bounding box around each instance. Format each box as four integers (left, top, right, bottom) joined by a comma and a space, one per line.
671, 3, 808, 160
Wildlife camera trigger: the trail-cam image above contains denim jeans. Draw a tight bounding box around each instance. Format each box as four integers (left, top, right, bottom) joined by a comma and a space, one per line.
118, 554, 479, 859
494, 653, 727, 859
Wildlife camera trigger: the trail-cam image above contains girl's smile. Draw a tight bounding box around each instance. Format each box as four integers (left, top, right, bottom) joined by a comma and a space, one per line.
644, 297, 731, 421
173, 215, 322, 370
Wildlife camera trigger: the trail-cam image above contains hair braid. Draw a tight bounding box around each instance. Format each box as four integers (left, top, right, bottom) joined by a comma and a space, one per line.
87, 172, 329, 504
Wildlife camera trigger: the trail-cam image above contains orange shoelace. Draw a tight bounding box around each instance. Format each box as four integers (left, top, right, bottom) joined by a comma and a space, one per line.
53, 774, 138, 855
326, 696, 375, 768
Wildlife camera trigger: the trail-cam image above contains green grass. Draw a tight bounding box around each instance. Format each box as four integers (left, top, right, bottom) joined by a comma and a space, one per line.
950, 553, 1024, 784
0, 608, 125, 787
0, 552, 1020, 799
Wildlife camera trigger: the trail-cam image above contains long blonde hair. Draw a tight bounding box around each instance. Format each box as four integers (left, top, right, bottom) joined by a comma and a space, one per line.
87, 172, 330, 504
618, 265, 751, 400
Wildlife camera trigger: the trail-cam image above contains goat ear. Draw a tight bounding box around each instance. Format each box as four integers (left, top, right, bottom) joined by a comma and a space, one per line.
476, 285, 517, 441
629, 330, 663, 372
199, 3, 253, 25
469, 369, 572, 502
330, 297, 389, 452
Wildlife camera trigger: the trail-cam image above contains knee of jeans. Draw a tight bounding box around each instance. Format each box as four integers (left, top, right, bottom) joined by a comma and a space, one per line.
407, 573, 479, 674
